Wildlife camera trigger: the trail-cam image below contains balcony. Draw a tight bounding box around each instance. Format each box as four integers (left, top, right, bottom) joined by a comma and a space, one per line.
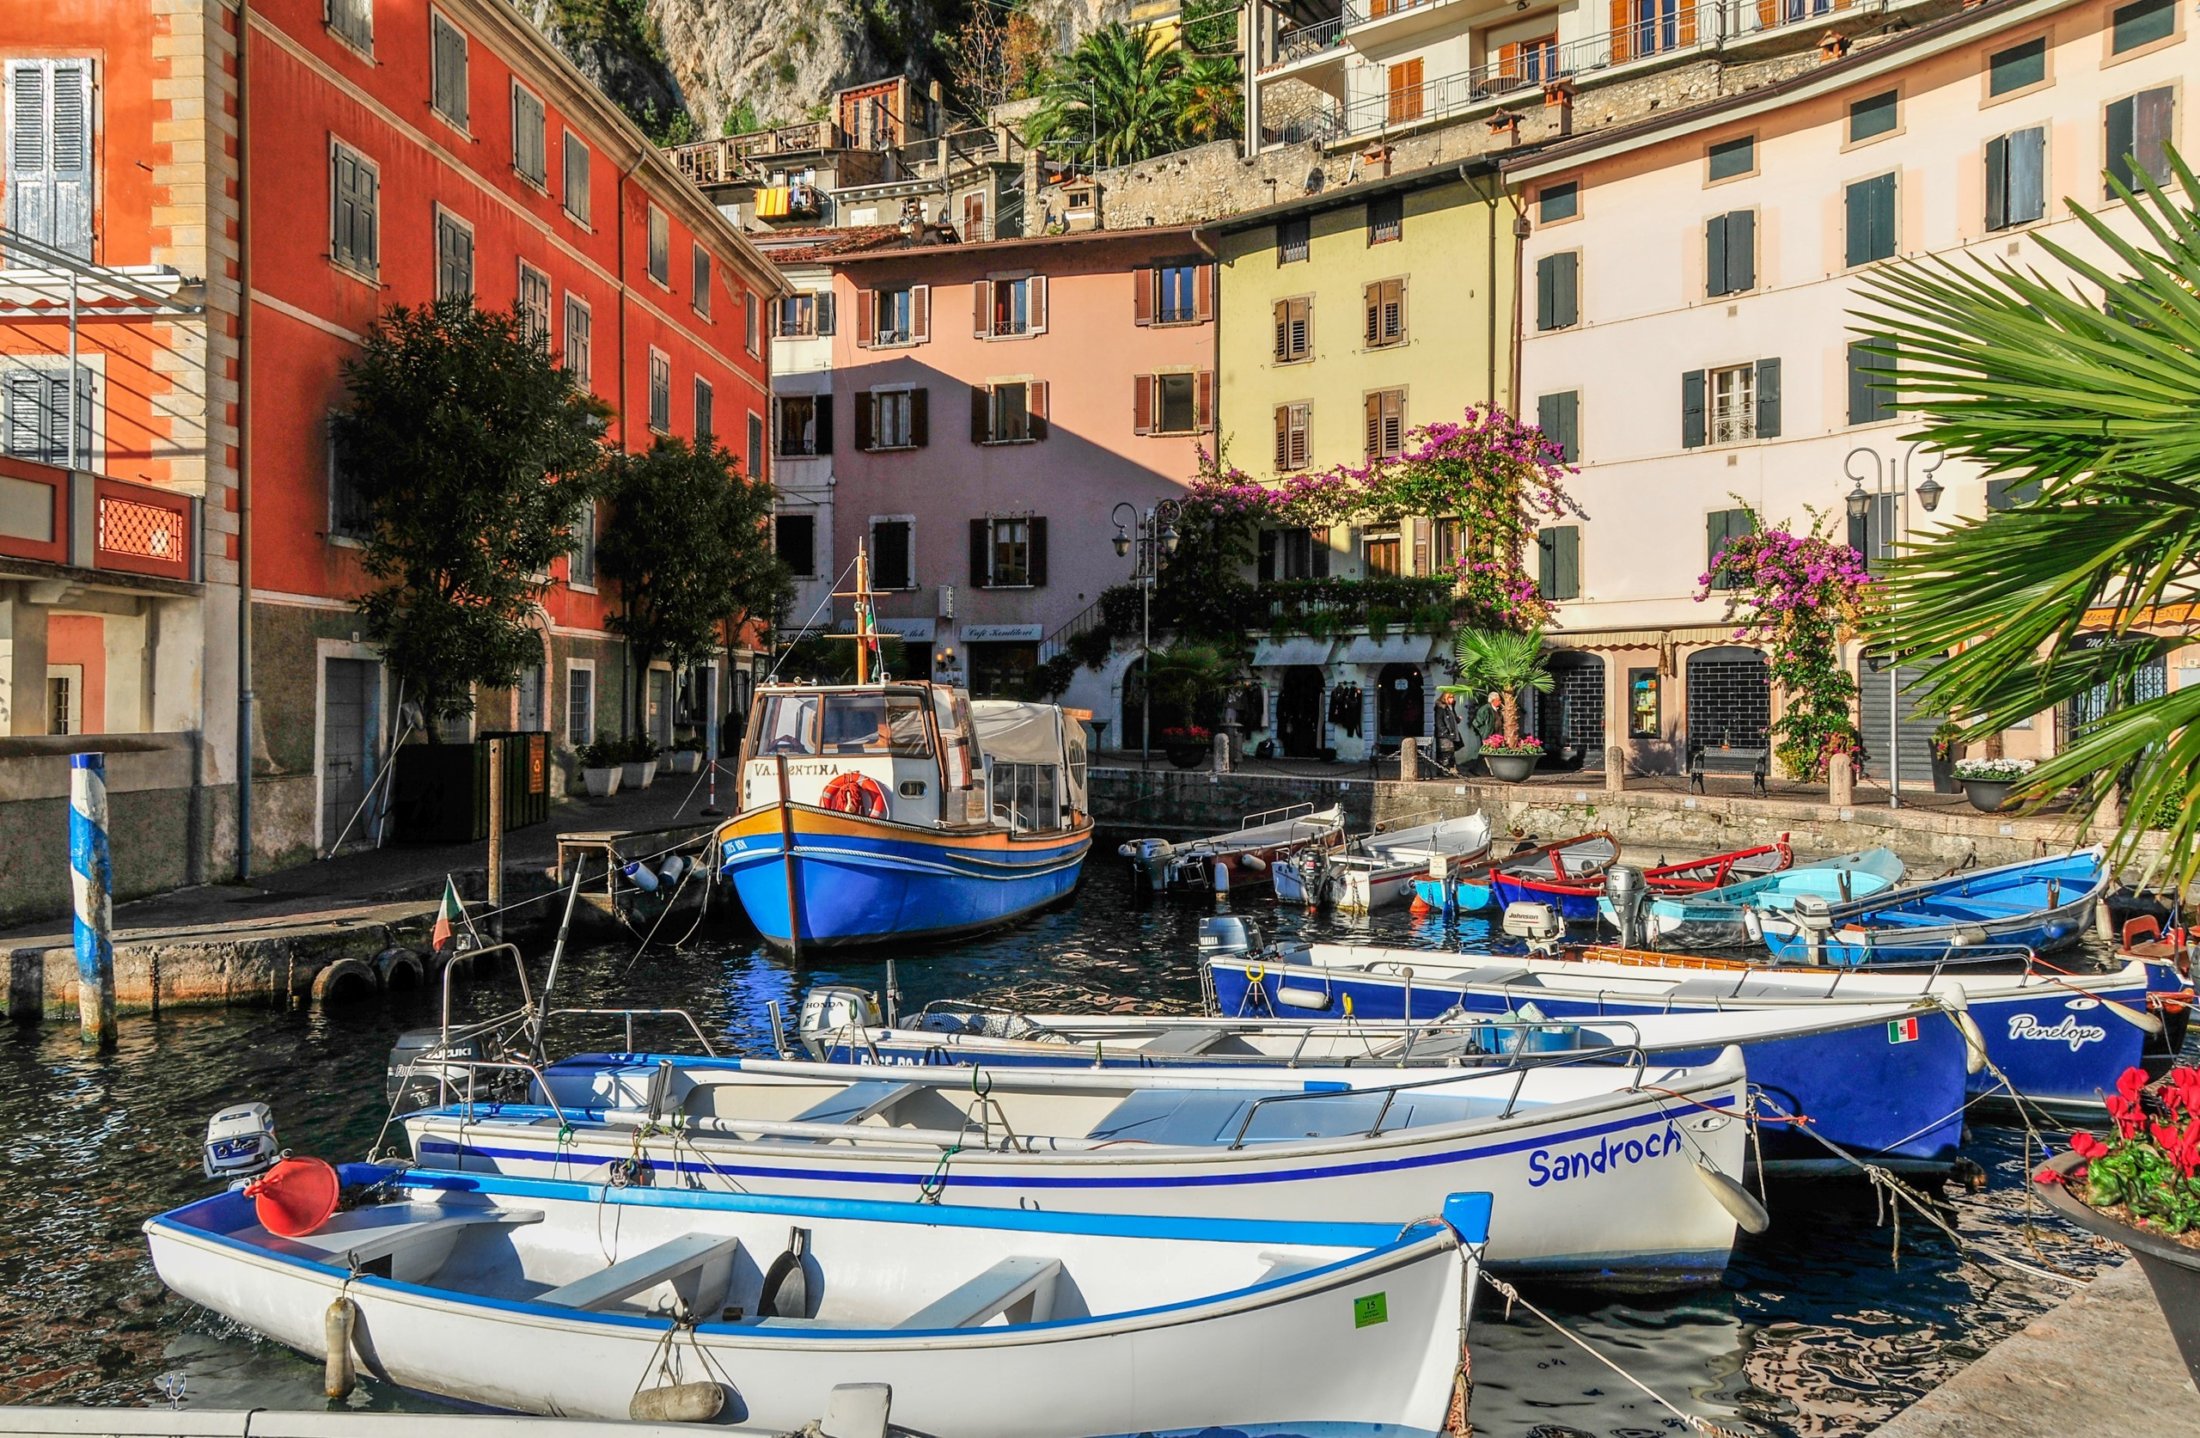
0, 458, 200, 588
1259, 14, 1349, 75
670, 120, 846, 187
1257, 576, 1458, 638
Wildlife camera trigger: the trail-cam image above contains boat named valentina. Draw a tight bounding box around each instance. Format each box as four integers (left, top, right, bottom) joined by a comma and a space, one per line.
717, 552, 1094, 951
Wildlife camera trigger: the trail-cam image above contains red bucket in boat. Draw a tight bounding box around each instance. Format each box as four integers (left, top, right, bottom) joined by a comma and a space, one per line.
243, 1157, 341, 1236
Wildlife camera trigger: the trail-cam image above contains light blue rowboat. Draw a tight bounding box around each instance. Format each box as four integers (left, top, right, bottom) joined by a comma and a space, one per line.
1599, 847, 1908, 948
1756, 847, 2107, 965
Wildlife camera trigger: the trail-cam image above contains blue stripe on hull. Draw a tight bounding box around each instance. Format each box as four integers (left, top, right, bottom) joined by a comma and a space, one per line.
1409, 878, 1493, 913
723, 827, 1091, 948
1487, 875, 1603, 923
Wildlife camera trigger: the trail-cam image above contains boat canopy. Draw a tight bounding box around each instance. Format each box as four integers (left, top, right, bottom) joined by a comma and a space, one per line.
972, 700, 1090, 813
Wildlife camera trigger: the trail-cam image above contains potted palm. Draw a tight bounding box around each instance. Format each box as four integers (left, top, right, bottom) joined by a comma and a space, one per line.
577, 737, 622, 798
1928, 721, 1964, 794
1443, 628, 1553, 783
619, 735, 660, 791
2036, 1066, 2200, 1387
1143, 644, 1244, 767
1955, 756, 2033, 813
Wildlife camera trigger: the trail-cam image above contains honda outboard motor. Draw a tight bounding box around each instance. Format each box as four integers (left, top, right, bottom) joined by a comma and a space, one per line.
798, 985, 884, 1043
1603, 864, 1650, 949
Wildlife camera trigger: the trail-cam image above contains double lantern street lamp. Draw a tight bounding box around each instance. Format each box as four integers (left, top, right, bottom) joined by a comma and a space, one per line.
1111, 499, 1184, 765
1843, 443, 1944, 808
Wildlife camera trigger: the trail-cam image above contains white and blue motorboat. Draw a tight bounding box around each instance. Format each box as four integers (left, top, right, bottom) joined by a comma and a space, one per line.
787, 984, 1971, 1178
1201, 926, 2192, 1118
1599, 847, 1908, 948
401, 1049, 1756, 1288
1755, 848, 2108, 964
147, 1161, 1489, 1436
1273, 812, 1492, 912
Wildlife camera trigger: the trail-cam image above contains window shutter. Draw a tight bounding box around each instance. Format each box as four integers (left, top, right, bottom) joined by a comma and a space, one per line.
2011, 127, 2044, 222
1272, 299, 1289, 360
1537, 391, 1578, 462
1274, 405, 1290, 471
1708, 511, 1733, 586
854, 288, 873, 348
1194, 263, 1214, 322
1985, 135, 2009, 229
1847, 341, 1872, 425
1755, 357, 1782, 438
910, 386, 929, 446
973, 278, 991, 338
1290, 404, 1309, 468
1294, 297, 1311, 357
1728, 211, 1754, 292
1557, 526, 1581, 599
1133, 375, 1153, 434
1538, 527, 1559, 597
1030, 275, 1047, 334
971, 384, 991, 444
1028, 517, 1048, 586
4, 371, 41, 458
1029, 381, 1049, 442
1535, 255, 1555, 331
1365, 392, 1381, 456
814, 394, 834, 453
1705, 215, 1727, 297
855, 392, 875, 451
816, 292, 836, 335
1258, 528, 1277, 581
1554, 252, 1577, 328
970, 517, 990, 587
1364, 283, 1380, 346
1845, 182, 1870, 266
1608, 0, 1632, 60
2106, 95, 2136, 191
911, 284, 930, 342
1412, 517, 1431, 575
1311, 526, 1330, 577
1195, 371, 1214, 431
1390, 278, 1406, 344
1871, 175, 1895, 258
2135, 87, 2175, 184
1681, 369, 1706, 448
1133, 267, 1155, 325
7, 59, 95, 260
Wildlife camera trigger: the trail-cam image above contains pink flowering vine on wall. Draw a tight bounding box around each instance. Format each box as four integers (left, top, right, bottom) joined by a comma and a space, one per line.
1696, 508, 1878, 781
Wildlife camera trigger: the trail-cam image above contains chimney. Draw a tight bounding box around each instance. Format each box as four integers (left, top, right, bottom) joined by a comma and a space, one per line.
1542, 79, 1575, 138
1486, 112, 1522, 146
1817, 30, 1851, 60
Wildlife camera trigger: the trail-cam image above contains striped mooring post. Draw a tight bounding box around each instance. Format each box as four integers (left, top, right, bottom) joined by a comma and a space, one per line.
68, 753, 116, 1049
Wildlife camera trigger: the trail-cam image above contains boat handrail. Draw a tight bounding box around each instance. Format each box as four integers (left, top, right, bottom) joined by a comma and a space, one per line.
436, 941, 535, 1053
541, 1007, 720, 1058
1238, 801, 1316, 832
1222, 1042, 1651, 1150
415, 1056, 575, 1129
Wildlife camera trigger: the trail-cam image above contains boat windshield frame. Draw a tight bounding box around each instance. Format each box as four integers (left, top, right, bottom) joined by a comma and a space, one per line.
748, 685, 938, 760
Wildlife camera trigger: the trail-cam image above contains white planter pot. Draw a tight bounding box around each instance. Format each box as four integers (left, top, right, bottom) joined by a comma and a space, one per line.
620, 760, 658, 790
665, 751, 703, 775
581, 766, 621, 798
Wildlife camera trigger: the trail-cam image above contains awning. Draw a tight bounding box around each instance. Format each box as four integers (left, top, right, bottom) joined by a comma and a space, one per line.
1251, 636, 1336, 669
1339, 633, 1439, 667
1555, 624, 1740, 651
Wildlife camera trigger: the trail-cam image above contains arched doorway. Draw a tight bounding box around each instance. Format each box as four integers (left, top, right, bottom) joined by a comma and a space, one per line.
1276, 667, 1324, 758
1376, 663, 1425, 741
1685, 646, 1770, 749
1540, 652, 1607, 769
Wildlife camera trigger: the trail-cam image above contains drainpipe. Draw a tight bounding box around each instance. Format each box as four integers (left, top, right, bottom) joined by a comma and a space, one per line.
234, 0, 256, 879
616, 145, 646, 739
1190, 224, 1221, 445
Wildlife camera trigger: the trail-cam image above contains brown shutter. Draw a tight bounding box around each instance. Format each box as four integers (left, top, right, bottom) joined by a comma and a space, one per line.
1133, 267, 1155, 325
855, 391, 876, 450
1291, 405, 1309, 469
855, 287, 874, 348
1610, 0, 1632, 62
1273, 300, 1289, 361
971, 517, 991, 587
1393, 278, 1407, 344
1194, 263, 1214, 322
1364, 283, 1380, 346
1497, 40, 1520, 82
971, 383, 991, 443
1030, 275, 1048, 334
1365, 392, 1381, 456
1297, 298, 1312, 359
1029, 381, 1049, 441
1133, 375, 1154, 434
1196, 371, 1214, 432
1384, 391, 1403, 454
1412, 517, 1431, 575
911, 284, 930, 342
1679, 1, 1698, 45
910, 386, 929, 446
974, 278, 992, 338
1274, 405, 1291, 471
1028, 517, 1048, 585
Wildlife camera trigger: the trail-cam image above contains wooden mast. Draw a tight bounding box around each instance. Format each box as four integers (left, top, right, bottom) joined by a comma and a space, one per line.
826, 542, 878, 683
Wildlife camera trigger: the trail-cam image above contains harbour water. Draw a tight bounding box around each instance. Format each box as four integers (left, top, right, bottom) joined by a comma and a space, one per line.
0, 874, 2158, 1435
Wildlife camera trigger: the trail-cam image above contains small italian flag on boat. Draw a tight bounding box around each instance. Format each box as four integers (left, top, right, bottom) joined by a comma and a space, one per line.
1887, 1015, 1921, 1044
430, 877, 467, 953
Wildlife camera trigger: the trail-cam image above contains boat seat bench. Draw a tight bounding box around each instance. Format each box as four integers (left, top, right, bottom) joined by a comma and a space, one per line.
539, 1233, 742, 1313
899, 1255, 1061, 1329
1137, 1027, 1230, 1057
260, 1204, 544, 1278
788, 1080, 923, 1126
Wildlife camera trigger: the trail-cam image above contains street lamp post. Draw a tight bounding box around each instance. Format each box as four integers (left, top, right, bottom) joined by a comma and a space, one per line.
1111, 498, 1184, 765
1843, 442, 1944, 808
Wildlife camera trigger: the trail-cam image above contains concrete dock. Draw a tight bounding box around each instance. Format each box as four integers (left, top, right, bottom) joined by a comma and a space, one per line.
1875, 1259, 2197, 1437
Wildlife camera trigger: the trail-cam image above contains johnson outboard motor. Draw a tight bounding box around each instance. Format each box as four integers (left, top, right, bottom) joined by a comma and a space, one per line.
1603, 864, 1650, 949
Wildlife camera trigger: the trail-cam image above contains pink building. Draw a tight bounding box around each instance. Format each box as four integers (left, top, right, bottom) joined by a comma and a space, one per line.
825, 229, 1218, 722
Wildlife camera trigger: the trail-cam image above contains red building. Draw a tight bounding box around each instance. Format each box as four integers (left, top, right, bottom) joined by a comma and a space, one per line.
0, 0, 779, 907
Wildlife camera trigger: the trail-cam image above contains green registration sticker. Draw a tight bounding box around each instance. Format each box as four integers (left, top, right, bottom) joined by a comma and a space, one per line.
1353, 1292, 1388, 1328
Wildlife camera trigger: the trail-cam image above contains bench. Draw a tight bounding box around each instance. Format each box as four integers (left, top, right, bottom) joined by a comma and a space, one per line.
1687, 740, 1770, 797
538, 1232, 741, 1314
262, 1204, 544, 1285
787, 1080, 923, 1127
1138, 1027, 1230, 1058
898, 1255, 1062, 1329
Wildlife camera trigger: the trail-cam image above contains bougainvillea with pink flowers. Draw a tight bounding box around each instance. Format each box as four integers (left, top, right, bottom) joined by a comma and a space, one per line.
1695, 509, 1877, 781
2039, 1066, 2200, 1239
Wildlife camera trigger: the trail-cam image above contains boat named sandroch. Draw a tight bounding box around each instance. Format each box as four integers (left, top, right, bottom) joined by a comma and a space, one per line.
1527, 1123, 1684, 1187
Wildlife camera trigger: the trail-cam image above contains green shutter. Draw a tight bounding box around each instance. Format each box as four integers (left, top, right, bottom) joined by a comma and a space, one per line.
1847, 341, 1872, 425
1728, 211, 1754, 292
1536, 255, 1556, 330
1554, 251, 1578, 328
1537, 526, 1558, 597
1755, 357, 1782, 438
2011, 127, 2045, 223
1536, 391, 1578, 462
1846, 175, 1895, 266
1985, 134, 2008, 229
1681, 369, 1706, 449
1705, 215, 1727, 297
1554, 526, 1580, 600
2106, 95, 2137, 193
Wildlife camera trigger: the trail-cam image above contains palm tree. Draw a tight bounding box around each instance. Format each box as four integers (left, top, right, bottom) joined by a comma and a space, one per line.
1856, 155, 2200, 889
1442, 629, 1553, 745
1142, 642, 1247, 731
1024, 24, 1189, 170
1174, 51, 1242, 145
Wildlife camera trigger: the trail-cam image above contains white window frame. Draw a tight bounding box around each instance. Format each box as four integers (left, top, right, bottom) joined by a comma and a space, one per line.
872, 387, 915, 450
510, 79, 547, 189
1709, 362, 1757, 444
565, 659, 597, 750
563, 292, 592, 392
561, 128, 591, 226
328, 136, 380, 283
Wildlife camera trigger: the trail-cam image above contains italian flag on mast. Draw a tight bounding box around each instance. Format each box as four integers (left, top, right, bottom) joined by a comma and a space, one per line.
431, 877, 467, 952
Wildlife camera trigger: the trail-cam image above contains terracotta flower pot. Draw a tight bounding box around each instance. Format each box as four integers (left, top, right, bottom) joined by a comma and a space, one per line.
2038, 1151, 2200, 1389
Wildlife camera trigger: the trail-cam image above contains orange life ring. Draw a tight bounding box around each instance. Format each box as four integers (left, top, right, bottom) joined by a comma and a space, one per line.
820, 771, 890, 819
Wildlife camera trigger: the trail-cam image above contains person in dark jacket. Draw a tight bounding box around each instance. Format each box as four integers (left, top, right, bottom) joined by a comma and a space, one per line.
1433, 692, 1464, 772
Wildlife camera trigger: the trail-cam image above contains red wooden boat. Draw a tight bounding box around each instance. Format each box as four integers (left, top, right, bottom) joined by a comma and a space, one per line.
1489, 834, 1792, 922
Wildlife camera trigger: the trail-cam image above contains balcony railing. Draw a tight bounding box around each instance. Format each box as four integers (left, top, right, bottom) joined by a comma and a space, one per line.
1257, 576, 1457, 636
670, 120, 847, 186
1259, 15, 1347, 72
0, 458, 199, 584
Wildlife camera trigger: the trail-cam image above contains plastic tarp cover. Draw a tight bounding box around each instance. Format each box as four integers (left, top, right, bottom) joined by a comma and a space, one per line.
970, 700, 1089, 812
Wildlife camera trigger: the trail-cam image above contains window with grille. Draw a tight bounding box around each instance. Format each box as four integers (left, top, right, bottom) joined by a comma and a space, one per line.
569, 501, 597, 586
518, 263, 551, 348
511, 83, 546, 186
1708, 364, 1755, 444
648, 350, 670, 433
435, 211, 474, 300
981, 277, 1041, 337
1364, 278, 1406, 349
692, 246, 712, 318
566, 664, 594, 745
647, 204, 669, 285
1155, 264, 1199, 323
1363, 389, 1404, 459
1367, 193, 1403, 245
1683, 361, 1779, 446
1277, 217, 1309, 264
330, 141, 379, 279
430, 14, 469, 128
694, 377, 714, 441
1274, 402, 1310, 472
563, 295, 591, 391
5, 59, 94, 259
327, 0, 373, 50
1273, 296, 1312, 362
562, 131, 591, 225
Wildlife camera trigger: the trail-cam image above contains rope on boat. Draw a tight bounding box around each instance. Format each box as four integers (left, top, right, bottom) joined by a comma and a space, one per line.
1481, 1273, 1751, 1438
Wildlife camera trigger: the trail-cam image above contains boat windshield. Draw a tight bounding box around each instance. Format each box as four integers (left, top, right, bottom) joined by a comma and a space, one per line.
819, 693, 934, 757
755, 692, 823, 755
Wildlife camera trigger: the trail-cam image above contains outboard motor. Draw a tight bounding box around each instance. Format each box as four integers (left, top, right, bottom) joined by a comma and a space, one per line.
1500, 902, 1565, 957
386, 1029, 485, 1113
1788, 895, 1834, 966
798, 985, 884, 1044
201, 1101, 279, 1182
1199, 914, 1267, 961
1118, 837, 1175, 893
1603, 864, 1650, 949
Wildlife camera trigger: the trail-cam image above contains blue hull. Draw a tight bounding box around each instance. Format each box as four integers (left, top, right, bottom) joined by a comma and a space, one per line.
721, 818, 1091, 949
1487, 874, 1604, 923
1759, 849, 2106, 964
1410, 877, 1494, 913
1209, 957, 2156, 1117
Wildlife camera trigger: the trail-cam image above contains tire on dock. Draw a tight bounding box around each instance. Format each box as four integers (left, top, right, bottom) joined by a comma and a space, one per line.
310, 956, 380, 1008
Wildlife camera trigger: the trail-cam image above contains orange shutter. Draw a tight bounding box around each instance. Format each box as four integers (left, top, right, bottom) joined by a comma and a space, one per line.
1610, 0, 1633, 63
1497, 41, 1521, 84
1387, 59, 1424, 124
